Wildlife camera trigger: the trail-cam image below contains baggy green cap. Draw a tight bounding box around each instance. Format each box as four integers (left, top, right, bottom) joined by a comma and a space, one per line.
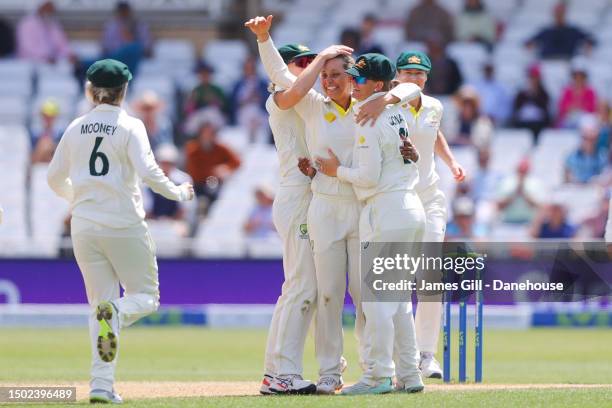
86, 59, 133, 88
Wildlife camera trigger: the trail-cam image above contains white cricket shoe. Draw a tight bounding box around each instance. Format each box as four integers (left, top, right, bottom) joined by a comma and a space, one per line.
420, 352, 443, 379
394, 374, 425, 393
259, 374, 274, 395
89, 389, 122, 404
316, 375, 343, 394
269, 375, 317, 395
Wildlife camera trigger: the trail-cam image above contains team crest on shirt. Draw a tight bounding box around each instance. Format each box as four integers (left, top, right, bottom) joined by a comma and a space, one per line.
324, 112, 337, 123
299, 223, 309, 239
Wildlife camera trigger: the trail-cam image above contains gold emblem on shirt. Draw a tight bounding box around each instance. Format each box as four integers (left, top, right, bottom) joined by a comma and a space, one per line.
358, 135, 366, 144
324, 112, 337, 123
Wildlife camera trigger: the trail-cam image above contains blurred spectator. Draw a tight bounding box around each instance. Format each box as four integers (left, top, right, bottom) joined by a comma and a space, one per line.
530, 202, 576, 239
101, 1, 150, 73
455, 0, 496, 48
511, 64, 551, 143
471, 148, 503, 202
564, 116, 607, 184
424, 35, 463, 95
339, 14, 384, 55
132, 91, 173, 150
497, 158, 543, 224
184, 110, 241, 211
16, 1, 74, 63
446, 196, 486, 239
405, 0, 455, 46
453, 86, 493, 148
145, 144, 192, 223
470, 62, 510, 125
557, 58, 598, 128
525, 1, 595, 60
184, 61, 228, 120
230, 55, 269, 143
596, 101, 611, 154
0, 18, 15, 57
31, 99, 63, 164
244, 184, 276, 238
580, 193, 610, 238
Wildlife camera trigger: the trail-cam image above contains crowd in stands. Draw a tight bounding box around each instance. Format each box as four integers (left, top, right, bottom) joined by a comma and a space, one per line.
1, 0, 611, 256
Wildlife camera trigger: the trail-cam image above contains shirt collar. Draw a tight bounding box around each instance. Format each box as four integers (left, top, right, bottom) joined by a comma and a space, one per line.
324, 96, 356, 117
93, 103, 122, 112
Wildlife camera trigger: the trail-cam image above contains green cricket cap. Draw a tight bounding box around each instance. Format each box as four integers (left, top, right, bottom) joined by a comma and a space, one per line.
86, 59, 133, 88
396, 50, 431, 72
345, 53, 396, 81
277, 44, 317, 64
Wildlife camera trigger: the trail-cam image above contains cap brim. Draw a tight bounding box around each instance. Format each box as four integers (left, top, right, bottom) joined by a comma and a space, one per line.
293, 51, 317, 59
345, 67, 362, 77
397, 64, 430, 72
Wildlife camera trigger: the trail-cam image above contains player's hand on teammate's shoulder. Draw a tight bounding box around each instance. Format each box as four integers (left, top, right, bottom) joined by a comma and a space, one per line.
179, 182, 195, 201
356, 96, 387, 127
244, 15, 274, 41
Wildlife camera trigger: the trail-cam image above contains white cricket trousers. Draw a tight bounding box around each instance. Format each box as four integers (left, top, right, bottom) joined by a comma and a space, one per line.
71, 217, 160, 392
307, 192, 361, 377
264, 185, 317, 376
359, 190, 425, 383
415, 185, 447, 353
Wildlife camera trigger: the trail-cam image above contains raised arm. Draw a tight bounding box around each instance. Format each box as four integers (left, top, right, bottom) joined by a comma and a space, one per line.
127, 121, 194, 202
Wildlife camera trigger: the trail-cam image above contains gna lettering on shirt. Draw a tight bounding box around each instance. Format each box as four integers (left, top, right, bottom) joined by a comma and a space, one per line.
81, 122, 118, 136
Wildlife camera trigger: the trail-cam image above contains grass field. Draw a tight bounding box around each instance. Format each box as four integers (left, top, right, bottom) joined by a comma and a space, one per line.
1, 327, 610, 406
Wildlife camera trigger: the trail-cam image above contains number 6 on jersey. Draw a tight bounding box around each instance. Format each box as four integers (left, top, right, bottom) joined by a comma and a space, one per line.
89, 136, 109, 176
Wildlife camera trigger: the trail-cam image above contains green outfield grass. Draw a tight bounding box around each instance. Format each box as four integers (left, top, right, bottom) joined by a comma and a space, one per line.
0, 327, 610, 406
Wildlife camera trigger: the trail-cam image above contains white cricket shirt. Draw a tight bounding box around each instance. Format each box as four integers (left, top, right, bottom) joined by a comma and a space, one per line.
47, 104, 187, 229
401, 93, 443, 193
337, 92, 419, 202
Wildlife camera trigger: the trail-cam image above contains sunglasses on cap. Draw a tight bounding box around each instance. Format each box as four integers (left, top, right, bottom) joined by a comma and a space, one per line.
351, 76, 368, 85
291, 56, 315, 68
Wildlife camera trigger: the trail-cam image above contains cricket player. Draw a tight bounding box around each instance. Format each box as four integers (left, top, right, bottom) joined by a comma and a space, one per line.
316, 53, 425, 395
254, 41, 320, 395
395, 51, 465, 379
248, 15, 422, 394
47, 59, 194, 404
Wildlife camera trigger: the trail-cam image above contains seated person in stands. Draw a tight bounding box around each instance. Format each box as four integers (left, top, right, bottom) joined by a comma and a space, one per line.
101, 1, 151, 72
184, 109, 241, 212
145, 144, 191, 220
453, 86, 493, 148
230, 55, 269, 143
496, 158, 543, 224
564, 117, 608, 184
132, 90, 174, 150
525, 1, 595, 60
556, 59, 598, 129
184, 60, 228, 120
16, 0, 74, 63
244, 184, 276, 239
530, 201, 576, 239
31, 99, 63, 164
511, 64, 551, 143
446, 196, 487, 239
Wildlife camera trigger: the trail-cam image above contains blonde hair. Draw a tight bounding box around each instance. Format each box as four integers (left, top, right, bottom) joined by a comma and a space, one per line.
85, 81, 128, 106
